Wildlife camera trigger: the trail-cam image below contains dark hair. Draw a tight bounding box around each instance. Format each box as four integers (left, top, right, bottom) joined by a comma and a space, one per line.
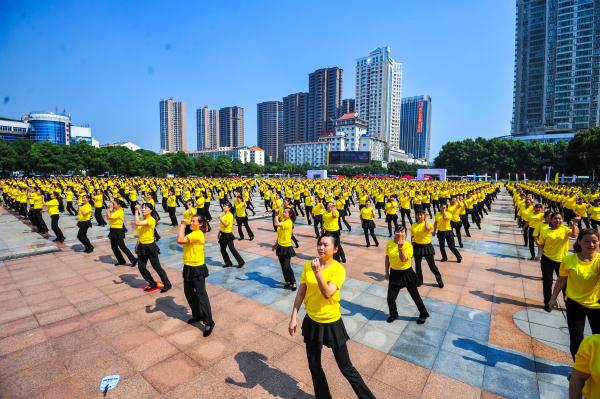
550, 212, 563, 220
223, 201, 232, 209
116, 199, 127, 208
318, 233, 340, 249
191, 214, 209, 233
416, 209, 426, 216
142, 202, 154, 211
394, 225, 407, 233
573, 228, 600, 253
543, 210, 552, 219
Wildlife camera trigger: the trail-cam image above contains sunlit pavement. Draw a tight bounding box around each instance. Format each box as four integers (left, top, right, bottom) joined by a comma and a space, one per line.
0, 190, 585, 398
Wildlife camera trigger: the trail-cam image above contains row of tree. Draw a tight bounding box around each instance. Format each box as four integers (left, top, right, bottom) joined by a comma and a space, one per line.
0, 139, 420, 177
433, 127, 600, 179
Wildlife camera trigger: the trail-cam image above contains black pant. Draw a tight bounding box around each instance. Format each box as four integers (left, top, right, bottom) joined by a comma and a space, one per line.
236, 216, 254, 239
460, 214, 471, 236
437, 232, 461, 261
305, 342, 375, 399
219, 235, 245, 266
66, 202, 76, 216
294, 200, 304, 216
305, 206, 313, 224
467, 209, 481, 228
33, 209, 48, 233
278, 254, 295, 284
387, 214, 399, 236
338, 210, 351, 231
540, 255, 561, 306
565, 299, 600, 359
168, 206, 177, 225
77, 222, 93, 251
414, 254, 442, 284
313, 215, 322, 237
184, 273, 213, 324
130, 201, 137, 215
110, 230, 136, 264
362, 225, 378, 246
400, 208, 413, 227
94, 207, 106, 226
50, 215, 65, 241
387, 273, 429, 319
451, 221, 463, 246
138, 245, 170, 288
527, 227, 535, 258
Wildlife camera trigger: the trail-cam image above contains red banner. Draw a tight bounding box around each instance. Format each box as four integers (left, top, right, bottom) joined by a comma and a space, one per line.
417, 101, 424, 134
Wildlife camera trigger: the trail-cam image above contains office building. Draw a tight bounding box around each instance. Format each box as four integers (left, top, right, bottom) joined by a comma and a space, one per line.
70, 125, 100, 147
400, 96, 432, 161
0, 117, 31, 142
308, 67, 343, 141
102, 142, 141, 151
196, 106, 219, 150
355, 47, 402, 149
187, 146, 264, 166
219, 106, 244, 147
257, 101, 283, 163
339, 99, 355, 116
282, 92, 309, 151
284, 141, 329, 166
160, 98, 187, 152
512, 0, 600, 136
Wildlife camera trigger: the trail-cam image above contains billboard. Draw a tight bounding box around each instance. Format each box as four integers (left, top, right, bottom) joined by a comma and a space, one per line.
328, 151, 371, 165
417, 101, 424, 134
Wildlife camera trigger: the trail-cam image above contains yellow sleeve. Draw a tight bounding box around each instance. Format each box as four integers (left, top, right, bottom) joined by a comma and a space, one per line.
559, 258, 570, 277
329, 264, 346, 290
573, 337, 592, 375
300, 261, 309, 284
404, 243, 414, 259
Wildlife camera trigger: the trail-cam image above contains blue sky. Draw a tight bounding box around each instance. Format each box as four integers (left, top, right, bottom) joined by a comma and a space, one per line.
0, 1, 515, 159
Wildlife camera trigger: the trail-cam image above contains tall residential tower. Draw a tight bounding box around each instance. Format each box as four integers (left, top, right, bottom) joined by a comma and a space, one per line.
400, 96, 432, 161
355, 47, 402, 150
307, 67, 343, 141
160, 98, 186, 152
257, 101, 283, 163
196, 106, 219, 150
219, 106, 244, 147
512, 0, 600, 136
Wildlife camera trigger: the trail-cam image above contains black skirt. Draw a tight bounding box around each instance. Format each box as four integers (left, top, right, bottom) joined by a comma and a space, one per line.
412, 242, 435, 256
375, 202, 385, 209
137, 242, 160, 257
389, 267, 417, 289
301, 315, 349, 349
361, 219, 375, 229
437, 230, 455, 240
77, 220, 92, 229
218, 232, 235, 244
108, 227, 126, 241
276, 245, 296, 258
182, 264, 209, 281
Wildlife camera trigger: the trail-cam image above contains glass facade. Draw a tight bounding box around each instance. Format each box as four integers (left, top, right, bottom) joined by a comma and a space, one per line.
400, 96, 432, 161
28, 119, 68, 144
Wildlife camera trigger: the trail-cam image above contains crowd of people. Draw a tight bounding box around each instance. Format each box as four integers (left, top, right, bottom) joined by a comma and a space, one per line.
1, 176, 598, 398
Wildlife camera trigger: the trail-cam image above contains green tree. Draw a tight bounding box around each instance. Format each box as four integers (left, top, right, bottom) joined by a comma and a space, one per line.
0, 139, 17, 175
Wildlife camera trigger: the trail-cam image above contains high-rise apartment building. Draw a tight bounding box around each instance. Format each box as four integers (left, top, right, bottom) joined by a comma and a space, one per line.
196, 106, 219, 150
282, 92, 308, 148
257, 101, 283, 163
400, 96, 432, 161
160, 98, 186, 152
339, 99, 356, 116
308, 67, 343, 141
512, 0, 600, 136
355, 47, 402, 150
219, 106, 244, 147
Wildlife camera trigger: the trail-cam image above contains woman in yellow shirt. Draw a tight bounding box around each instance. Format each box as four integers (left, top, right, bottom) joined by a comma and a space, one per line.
271, 192, 282, 232
359, 199, 378, 247
65, 187, 76, 216
167, 188, 178, 226
106, 199, 137, 266
433, 204, 462, 263
183, 200, 197, 236
548, 229, 599, 359
134, 202, 171, 292
273, 208, 297, 290
76, 194, 94, 253
177, 215, 214, 337
311, 197, 324, 239
590, 198, 600, 231
93, 189, 107, 227
386, 225, 430, 324
218, 202, 245, 268
411, 210, 443, 288
288, 235, 375, 399
385, 194, 400, 237
399, 191, 414, 227
46, 192, 65, 242
570, 334, 600, 399
234, 194, 254, 241
322, 202, 346, 263
304, 193, 314, 226
538, 212, 578, 311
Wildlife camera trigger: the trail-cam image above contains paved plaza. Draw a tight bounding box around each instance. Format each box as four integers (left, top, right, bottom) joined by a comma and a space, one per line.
0, 189, 588, 398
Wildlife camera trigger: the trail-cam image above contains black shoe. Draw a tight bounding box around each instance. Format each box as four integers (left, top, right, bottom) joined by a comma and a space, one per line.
84, 248, 94, 254
249, 236, 254, 241
203, 321, 215, 337
237, 262, 245, 268
187, 317, 201, 324
459, 243, 464, 248
440, 258, 448, 262
238, 237, 244, 241
436, 277, 444, 288
290, 285, 297, 291
114, 262, 126, 266
417, 281, 423, 287
386, 316, 397, 323
417, 316, 428, 324
366, 243, 370, 247
284, 283, 291, 289
295, 242, 299, 249
529, 256, 535, 261
375, 241, 379, 247
130, 259, 138, 267
466, 233, 471, 237
456, 257, 462, 264
224, 264, 232, 268
160, 285, 172, 293
544, 304, 551, 312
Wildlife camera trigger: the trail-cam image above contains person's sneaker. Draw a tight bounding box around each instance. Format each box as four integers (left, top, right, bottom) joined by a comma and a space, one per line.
237, 261, 245, 269
440, 258, 448, 262
459, 243, 464, 248
436, 277, 445, 289
290, 285, 297, 291
203, 321, 215, 337
160, 285, 172, 293
238, 237, 244, 240
249, 236, 254, 241
456, 257, 462, 264
114, 262, 126, 266
544, 304, 551, 312
130, 259, 138, 267
386, 315, 397, 323
416, 316, 428, 324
